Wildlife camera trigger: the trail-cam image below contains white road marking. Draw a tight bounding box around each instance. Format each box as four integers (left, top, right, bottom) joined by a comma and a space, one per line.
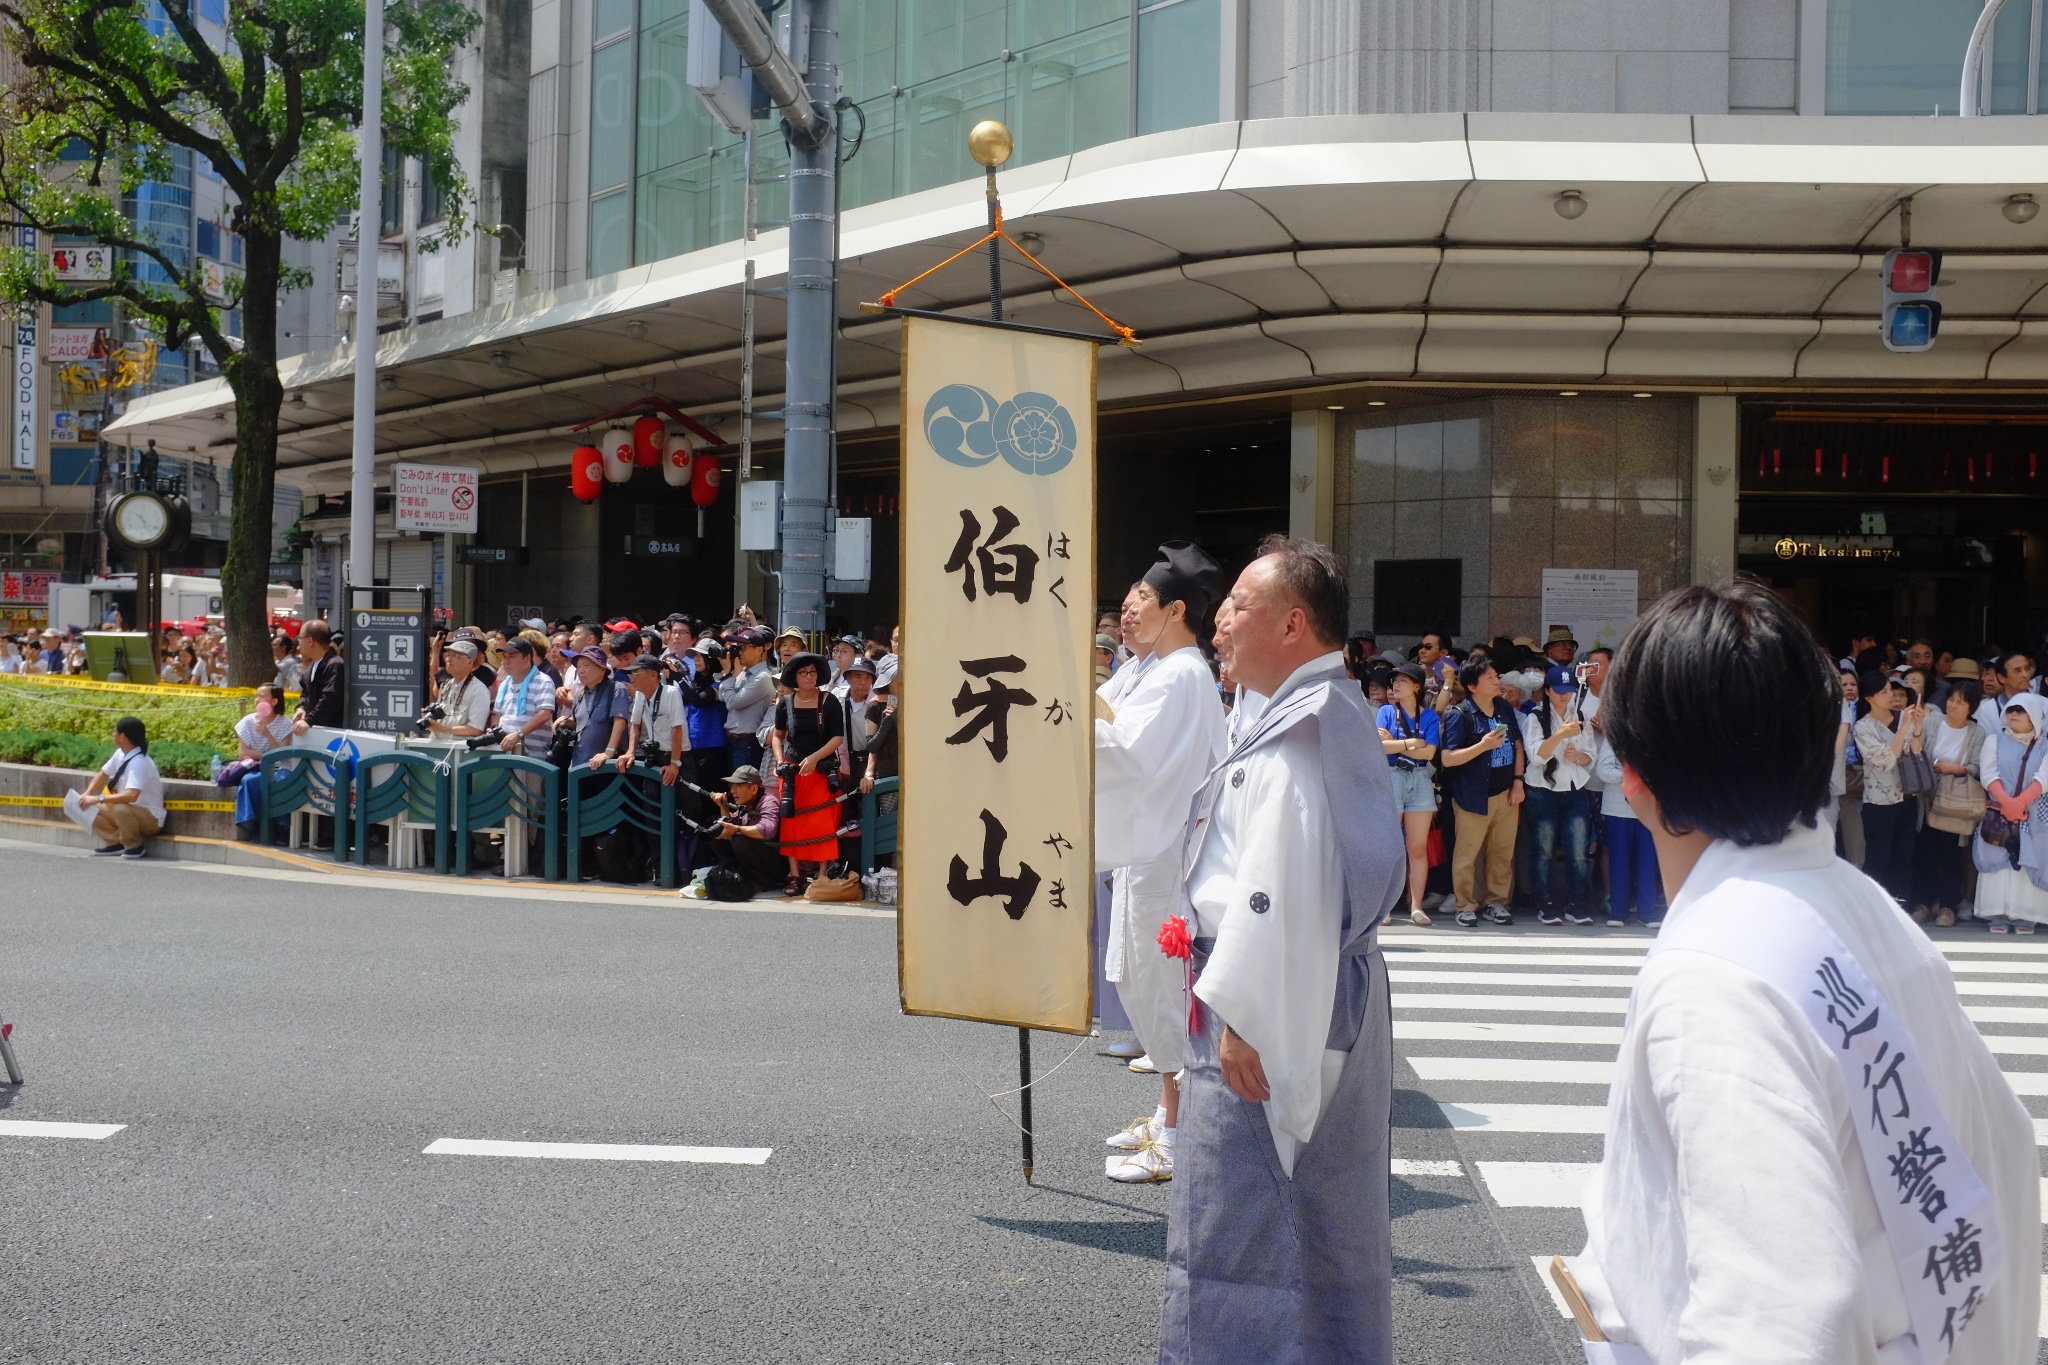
1394, 994, 1630, 1015
1384, 952, 1646, 968
2004, 1071, 2048, 1096
1391, 969, 1637, 989
1943, 941, 2048, 957
1394, 1020, 1625, 1045
423, 1138, 771, 1164
1967, 1005, 2048, 1025
1380, 934, 1645, 951
1390, 1158, 1465, 1177
1409, 1056, 1614, 1085
1478, 1161, 1595, 1208
1954, 979, 2048, 998
0, 1119, 125, 1140
1438, 1103, 1608, 1134
1981, 1034, 2048, 1056
1947, 960, 2048, 975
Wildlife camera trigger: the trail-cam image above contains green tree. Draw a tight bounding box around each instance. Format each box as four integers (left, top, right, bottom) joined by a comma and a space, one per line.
0, 0, 479, 684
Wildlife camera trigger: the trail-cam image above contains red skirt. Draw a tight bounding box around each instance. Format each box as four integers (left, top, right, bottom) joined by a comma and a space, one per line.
779, 771, 840, 861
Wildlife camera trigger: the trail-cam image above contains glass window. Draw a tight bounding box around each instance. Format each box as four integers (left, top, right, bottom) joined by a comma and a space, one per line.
590, 190, 632, 276
196, 219, 220, 260
1826, 0, 1989, 115
590, 38, 635, 192
419, 160, 448, 225
197, 0, 224, 23
594, 0, 634, 40
1137, 0, 1218, 134
379, 145, 403, 236
1015, 16, 1129, 164
1987, 0, 2034, 113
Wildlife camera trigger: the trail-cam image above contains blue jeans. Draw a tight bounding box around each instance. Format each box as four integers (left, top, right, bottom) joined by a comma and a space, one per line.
1524, 786, 1592, 909
1605, 813, 1661, 919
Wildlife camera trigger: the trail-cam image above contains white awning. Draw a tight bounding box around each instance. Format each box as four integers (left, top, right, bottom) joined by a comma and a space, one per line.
103, 112, 2048, 492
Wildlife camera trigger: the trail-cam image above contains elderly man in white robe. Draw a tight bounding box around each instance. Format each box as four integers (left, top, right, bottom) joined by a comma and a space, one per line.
1158, 535, 1406, 1365
1096, 542, 1231, 1182
1563, 583, 2038, 1365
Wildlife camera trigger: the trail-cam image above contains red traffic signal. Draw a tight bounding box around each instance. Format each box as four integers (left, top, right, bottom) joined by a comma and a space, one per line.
1879, 247, 1942, 354
1887, 251, 1935, 293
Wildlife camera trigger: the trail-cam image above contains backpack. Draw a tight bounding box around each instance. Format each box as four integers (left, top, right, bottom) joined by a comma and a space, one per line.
705, 865, 754, 902
594, 822, 653, 884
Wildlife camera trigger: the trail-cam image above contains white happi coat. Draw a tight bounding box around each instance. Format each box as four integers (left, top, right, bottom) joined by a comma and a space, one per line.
1096, 646, 1228, 1070
1573, 823, 2039, 1365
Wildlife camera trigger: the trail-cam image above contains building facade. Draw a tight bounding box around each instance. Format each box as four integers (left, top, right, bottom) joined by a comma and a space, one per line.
103, 0, 2048, 656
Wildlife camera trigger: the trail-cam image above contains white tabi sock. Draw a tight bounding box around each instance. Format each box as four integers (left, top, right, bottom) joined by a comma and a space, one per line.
1150, 1105, 1167, 1134
1158, 1126, 1176, 1147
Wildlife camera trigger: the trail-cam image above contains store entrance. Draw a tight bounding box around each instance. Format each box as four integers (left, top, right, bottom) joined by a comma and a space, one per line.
1736, 403, 2047, 655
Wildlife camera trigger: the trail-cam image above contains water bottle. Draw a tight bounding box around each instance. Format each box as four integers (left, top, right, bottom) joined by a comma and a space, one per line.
209, 754, 223, 781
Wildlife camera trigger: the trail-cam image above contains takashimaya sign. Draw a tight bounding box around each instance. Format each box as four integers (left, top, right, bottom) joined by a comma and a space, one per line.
897, 314, 1097, 1035
1741, 534, 1902, 562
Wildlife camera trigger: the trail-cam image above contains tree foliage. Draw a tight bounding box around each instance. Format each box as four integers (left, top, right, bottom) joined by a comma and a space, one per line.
0, 0, 480, 683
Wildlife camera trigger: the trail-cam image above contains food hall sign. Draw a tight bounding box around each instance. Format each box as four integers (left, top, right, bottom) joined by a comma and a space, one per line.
897, 315, 1095, 1035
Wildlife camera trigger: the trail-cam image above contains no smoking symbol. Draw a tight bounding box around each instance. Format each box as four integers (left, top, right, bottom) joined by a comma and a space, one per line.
450, 486, 475, 511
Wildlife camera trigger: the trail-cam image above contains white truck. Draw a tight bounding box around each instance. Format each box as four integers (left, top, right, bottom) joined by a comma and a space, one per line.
46, 576, 301, 633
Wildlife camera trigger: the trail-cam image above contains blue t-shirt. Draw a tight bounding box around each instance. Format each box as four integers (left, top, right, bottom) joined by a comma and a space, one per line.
1375, 702, 1440, 769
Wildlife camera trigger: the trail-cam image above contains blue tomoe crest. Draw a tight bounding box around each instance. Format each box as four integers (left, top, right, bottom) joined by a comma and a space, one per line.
924, 384, 1076, 476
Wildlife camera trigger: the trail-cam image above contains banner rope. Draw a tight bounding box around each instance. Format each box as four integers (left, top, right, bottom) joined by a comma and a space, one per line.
914, 1016, 1095, 1139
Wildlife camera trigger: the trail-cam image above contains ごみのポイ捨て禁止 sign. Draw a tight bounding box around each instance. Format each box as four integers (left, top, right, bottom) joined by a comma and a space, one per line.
393, 463, 480, 534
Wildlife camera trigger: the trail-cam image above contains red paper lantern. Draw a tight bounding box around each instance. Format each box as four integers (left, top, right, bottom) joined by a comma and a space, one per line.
691, 452, 722, 507
632, 414, 665, 468
571, 445, 603, 501
662, 434, 692, 487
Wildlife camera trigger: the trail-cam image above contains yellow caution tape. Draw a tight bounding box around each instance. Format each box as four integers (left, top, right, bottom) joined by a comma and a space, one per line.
0, 673, 295, 702
0, 794, 235, 811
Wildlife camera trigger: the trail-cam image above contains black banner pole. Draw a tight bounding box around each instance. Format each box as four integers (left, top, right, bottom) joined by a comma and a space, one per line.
1017, 1026, 1034, 1184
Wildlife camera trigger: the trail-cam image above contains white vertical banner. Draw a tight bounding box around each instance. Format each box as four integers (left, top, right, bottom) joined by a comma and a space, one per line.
898, 315, 1096, 1035
12, 228, 37, 472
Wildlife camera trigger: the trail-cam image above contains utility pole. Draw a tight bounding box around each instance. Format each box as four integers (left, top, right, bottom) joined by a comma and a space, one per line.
699, 0, 838, 634
349, 0, 385, 612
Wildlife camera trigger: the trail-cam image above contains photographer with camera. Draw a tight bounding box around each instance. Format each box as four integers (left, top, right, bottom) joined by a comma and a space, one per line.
490, 636, 556, 759
678, 634, 729, 782
701, 764, 784, 896
620, 655, 689, 784
419, 638, 491, 739
718, 626, 775, 772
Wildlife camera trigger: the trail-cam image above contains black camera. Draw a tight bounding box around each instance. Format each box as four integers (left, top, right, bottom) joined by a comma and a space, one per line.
635, 740, 668, 767
414, 701, 447, 736
466, 726, 508, 751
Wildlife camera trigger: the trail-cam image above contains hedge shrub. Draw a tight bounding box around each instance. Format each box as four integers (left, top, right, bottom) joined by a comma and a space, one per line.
0, 728, 225, 780
0, 676, 245, 751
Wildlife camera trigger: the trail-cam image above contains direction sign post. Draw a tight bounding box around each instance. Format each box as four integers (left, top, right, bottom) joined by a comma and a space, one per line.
345, 607, 428, 736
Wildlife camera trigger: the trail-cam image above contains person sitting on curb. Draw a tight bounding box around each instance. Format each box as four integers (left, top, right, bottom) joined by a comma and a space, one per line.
79, 717, 166, 860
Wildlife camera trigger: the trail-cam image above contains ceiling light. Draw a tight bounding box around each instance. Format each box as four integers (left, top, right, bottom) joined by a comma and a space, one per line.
1554, 189, 1587, 220
2004, 193, 2039, 225
1633, 392, 1653, 398
378, 374, 398, 392
625, 319, 648, 339
1326, 404, 1344, 410
288, 391, 305, 409
490, 350, 512, 368
1015, 231, 1045, 255
1367, 400, 1387, 407
1559, 390, 1579, 397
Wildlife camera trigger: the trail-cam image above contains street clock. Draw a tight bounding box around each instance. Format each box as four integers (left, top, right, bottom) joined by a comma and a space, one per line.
105, 489, 191, 552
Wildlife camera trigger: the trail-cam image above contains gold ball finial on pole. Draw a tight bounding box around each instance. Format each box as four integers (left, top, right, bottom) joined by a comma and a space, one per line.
967, 120, 1013, 168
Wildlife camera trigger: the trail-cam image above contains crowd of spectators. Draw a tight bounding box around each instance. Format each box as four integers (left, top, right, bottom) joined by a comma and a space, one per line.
1333, 622, 2048, 934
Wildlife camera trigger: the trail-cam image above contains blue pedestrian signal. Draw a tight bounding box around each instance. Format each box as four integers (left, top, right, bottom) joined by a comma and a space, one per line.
1885, 303, 1936, 350
1878, 247, 1941, 354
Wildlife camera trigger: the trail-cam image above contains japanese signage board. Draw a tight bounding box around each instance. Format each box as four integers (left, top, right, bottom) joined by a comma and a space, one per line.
897, 315, 1095, 1035
1540, 567, 1638, 657
392, 462, 480, 534
345, 608, 427, 735
49, 408, 101, 444
1, 571, 55, 603
46, 326, 110, 362
50, 245, 112, 281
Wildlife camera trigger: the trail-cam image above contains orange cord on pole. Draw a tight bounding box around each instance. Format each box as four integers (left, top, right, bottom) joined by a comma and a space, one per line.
873, 215, 1141, 348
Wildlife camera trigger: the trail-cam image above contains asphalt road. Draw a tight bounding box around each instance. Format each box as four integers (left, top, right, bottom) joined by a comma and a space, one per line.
7, 841, 2035, 1363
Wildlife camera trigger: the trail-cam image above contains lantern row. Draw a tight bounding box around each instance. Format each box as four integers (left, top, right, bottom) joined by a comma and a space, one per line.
571, 414, 723, 509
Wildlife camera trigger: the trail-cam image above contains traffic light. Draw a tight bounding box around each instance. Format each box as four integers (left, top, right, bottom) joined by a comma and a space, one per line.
1880, 248, 1942, 353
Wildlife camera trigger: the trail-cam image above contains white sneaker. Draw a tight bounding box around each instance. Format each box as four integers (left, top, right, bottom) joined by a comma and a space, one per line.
1105, 1114, 1158, 1150
1106, 1137, 1173, 1182
1127, 1054, 1158, 1074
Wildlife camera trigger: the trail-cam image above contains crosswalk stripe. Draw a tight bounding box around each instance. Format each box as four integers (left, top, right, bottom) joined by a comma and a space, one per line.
1947, 961, 2048, 975
1384, 951, 1646, 968
1390, 1158, 1465, 1177
1394, 1020, 1625, 1045
1532, 1256, 1574, 1319
1394, 994, 1630, 1015
1409, 1056, 1614, 1085
2005, 1071, 2048, 1096
1477, 1161, 1595, 1208
1391, 969, 1639, 989
1381, 934, 1644, 951
1966, 1005, 2048, 1025
2035, 1120, 2048, 1148
1438, 1102, 1608, 1134
422, 1138, 772, 1164
1953, 980, 2048, 998
1982, 1034, 2048, 1056
0, 1119, 125, 1140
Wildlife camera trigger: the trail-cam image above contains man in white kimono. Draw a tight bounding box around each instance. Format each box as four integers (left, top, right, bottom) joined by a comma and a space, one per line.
1568, 583, 2038, 1365
1159, 536, 1405, 1365
1097, 543, 1230, 1181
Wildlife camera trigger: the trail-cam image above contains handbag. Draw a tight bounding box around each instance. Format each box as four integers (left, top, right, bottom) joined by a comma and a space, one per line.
804, 871, 864, 903
1425, 817, 1447, 868
1926, 727, 1987, 836
1979, 733, 2039, 849
1897, 746, 1935, 797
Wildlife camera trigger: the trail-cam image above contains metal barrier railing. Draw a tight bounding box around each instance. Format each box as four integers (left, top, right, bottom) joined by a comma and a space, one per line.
566, 764, 679, 888
857, 776, 899, 872
258, 746, 351, 856
453, 753, 560, 881
352, 751, 450, 874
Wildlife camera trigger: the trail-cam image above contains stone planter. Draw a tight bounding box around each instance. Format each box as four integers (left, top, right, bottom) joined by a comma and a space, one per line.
0, 759, 237, 842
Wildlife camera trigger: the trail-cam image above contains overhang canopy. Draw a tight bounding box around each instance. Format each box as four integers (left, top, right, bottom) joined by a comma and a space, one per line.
104, 112, 2048, 493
